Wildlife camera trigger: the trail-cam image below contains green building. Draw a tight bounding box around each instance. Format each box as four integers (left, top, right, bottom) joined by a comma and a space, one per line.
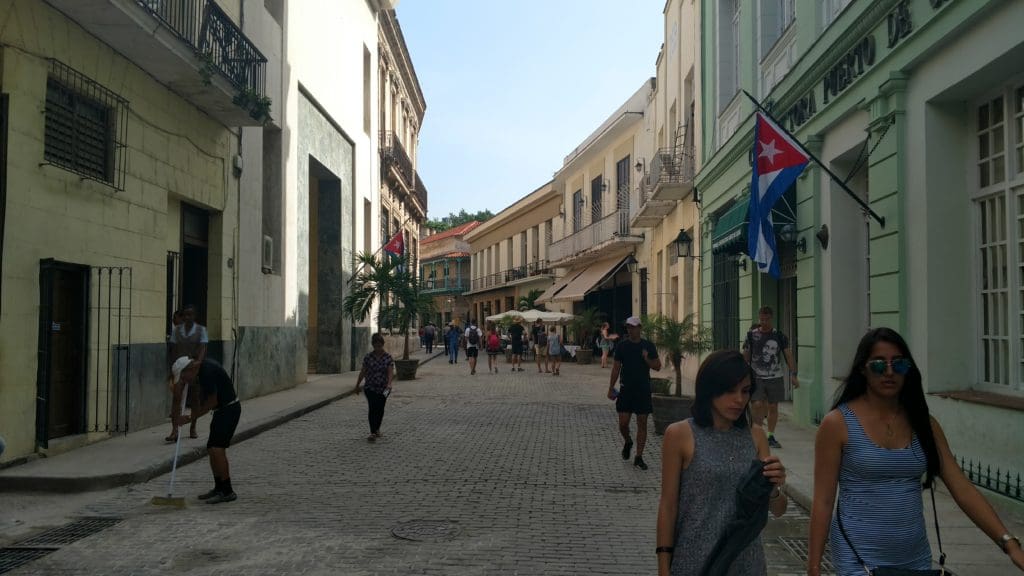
698, 0, 1024, 495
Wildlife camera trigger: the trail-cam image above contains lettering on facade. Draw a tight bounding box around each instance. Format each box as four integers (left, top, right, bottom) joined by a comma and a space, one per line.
821, 36, 876, 107
887, 1, 914, 49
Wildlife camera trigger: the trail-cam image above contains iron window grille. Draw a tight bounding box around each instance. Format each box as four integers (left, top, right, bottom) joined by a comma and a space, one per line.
43, 60, 128, 191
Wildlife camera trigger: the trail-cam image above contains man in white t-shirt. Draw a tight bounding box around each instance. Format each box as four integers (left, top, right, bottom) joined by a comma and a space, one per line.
464, 321, 482, 376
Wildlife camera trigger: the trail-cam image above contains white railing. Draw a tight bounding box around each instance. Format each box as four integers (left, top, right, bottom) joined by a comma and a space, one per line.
548, 208, 635, 263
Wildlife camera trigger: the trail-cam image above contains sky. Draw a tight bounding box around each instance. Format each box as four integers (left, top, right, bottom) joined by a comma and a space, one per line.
395, 0, 665, 221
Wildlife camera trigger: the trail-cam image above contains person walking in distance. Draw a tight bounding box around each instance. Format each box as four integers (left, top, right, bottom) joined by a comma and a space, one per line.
807, 328, 1024, 575
354, 333, 394, 442
443, 323, 451, 357
607, 316, 661, 470
166, 304, 208, 442
599, 321, 619, 369
464, 320, 482, 375
423, 322, 436, 354
171, 356, 241, 504
446, 323, 461, 364
547, 325, 563, 375
533, 322, 550, 373
742, 306, 797, 449
485, 322, 502, 374
508, 317, 526, 372
656, 350, 788, 575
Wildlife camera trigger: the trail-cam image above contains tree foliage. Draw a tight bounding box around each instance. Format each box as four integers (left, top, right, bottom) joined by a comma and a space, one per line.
641, 313, 713, 397
518, 289, 546, 311
425, 209, 495, 232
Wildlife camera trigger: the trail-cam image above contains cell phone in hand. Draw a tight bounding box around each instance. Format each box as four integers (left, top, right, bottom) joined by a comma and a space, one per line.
382, 388, 391, 398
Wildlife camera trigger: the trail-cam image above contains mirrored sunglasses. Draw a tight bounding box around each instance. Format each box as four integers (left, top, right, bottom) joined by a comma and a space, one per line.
866, 358, 913, 375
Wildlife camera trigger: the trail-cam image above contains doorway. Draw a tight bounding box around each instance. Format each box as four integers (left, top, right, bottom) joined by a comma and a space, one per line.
308, 157, 343, 374
36, 260, 89, 447
180, 204, 209, 325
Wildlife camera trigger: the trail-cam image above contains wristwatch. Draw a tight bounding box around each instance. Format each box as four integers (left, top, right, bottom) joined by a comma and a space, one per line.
1000, 533, 1020, 553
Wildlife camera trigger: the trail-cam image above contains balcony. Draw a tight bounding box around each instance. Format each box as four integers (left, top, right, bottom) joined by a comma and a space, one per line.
413, 171, 428, 215
548, 208, 642, 268
46, 0, 270, 126
630, 178, 674, 228
469, 260, 553, 293
648, 146, 695, 201
423, 276, 467, 295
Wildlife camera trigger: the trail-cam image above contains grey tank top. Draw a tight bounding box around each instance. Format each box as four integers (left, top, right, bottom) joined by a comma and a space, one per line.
670, 419, 767, 576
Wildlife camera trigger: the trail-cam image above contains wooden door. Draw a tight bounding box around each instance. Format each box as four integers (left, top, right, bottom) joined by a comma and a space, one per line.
37, 261, 89, 444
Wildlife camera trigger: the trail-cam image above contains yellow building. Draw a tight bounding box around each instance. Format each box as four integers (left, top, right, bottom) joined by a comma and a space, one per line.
0, 0, 269, 461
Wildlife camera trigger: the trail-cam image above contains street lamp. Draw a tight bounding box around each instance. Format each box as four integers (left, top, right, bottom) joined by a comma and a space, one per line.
675, 229, 699, 259
625, 253, 639, 273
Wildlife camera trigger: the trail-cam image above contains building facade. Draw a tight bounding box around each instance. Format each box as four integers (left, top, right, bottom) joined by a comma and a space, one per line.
378, 9, 427, 283
465, 182, 559, 324
420, 221, 479, 327
537, 83, 651, 328
698, 0, 1024, 479
0, 0, 399, 463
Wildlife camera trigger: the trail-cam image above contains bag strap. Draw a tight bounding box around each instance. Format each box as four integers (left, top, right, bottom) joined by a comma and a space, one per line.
835, 483, 945, 573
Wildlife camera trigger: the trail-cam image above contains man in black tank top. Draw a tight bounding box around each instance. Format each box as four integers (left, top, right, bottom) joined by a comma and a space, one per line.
607, 316, 661, 470
172, 357, 241, 504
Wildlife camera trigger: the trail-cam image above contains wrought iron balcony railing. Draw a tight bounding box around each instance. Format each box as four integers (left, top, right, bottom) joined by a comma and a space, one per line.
548, 208, 639, 265
137, 0, 267, 100
380, 131, 415, 189
643, 146, 695, 201
470, 259, 553, 292
414, 171, 428, 213
423, 277, 467, 294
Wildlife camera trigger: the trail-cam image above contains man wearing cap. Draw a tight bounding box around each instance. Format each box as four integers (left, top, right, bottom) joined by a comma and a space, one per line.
171, 356, 241, 504
607, 316, 661, 470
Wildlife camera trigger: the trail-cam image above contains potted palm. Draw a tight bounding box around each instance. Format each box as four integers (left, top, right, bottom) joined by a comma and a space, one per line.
343, 252, 435, 380
518, 289, 546, 312
568, 307, 604, 364
644, 313, 713, 435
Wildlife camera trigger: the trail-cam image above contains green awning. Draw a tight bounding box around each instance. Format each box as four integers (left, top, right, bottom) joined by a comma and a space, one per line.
712, 200, 749, 254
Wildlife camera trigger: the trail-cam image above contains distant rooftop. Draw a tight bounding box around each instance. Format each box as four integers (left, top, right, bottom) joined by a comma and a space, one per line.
421, 221, 482, 245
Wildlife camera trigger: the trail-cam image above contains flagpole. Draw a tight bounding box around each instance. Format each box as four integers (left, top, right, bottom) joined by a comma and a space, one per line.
741, 90, 885, 228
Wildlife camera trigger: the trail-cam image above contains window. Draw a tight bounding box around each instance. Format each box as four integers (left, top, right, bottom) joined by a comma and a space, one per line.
973, 86, 1024, 391
44, 60, 127, 190
531, 226, 540, 260
572, 189, 583, 233
717, 0, 741, 113
616, 156, 631, 211
591, 176, 603, 222
363, 45, 372, 136
545, 219, 553, 246
520, 231, 527, 267
821, 0, 853, 30
381, 207, 390, 243
760, 0, 795, 58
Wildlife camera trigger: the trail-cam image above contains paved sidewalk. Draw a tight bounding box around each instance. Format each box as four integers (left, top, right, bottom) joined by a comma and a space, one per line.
0, 348, 444, 493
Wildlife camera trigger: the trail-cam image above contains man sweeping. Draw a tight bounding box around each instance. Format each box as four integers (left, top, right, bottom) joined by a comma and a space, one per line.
171, 356, 241, 504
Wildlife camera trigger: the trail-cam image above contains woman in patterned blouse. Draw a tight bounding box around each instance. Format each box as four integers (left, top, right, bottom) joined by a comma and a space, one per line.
354, 333, 395, 442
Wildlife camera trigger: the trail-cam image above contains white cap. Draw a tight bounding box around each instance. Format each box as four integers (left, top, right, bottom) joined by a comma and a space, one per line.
625, 316, 642, 327
171, 356, 193, 384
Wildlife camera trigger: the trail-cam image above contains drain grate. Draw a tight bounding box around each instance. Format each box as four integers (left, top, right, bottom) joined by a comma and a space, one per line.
0, 548, 56, 575
778, 537, 835, 572
391, 520, 460, 542
15, 517, 121, 547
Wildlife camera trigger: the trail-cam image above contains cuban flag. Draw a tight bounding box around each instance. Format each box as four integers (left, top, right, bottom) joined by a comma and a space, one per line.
383, 231, 405, 272
748, 112, 809, 278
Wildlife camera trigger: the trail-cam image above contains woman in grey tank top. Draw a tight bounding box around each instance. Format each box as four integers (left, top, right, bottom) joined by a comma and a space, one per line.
656, 350, 789, 576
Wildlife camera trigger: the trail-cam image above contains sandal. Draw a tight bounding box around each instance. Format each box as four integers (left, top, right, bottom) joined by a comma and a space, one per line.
164, 434, 177, 443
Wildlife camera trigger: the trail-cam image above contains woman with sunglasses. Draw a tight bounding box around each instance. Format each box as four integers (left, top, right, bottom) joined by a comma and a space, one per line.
807, 327, 1024, 575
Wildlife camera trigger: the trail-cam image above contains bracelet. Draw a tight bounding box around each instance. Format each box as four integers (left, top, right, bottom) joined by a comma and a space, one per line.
655, 546, 674, 555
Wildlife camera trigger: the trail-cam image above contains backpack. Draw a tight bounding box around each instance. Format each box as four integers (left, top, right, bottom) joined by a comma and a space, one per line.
487, 333, 501, 352
467, 327, 480, 346
535, 331, 548, 346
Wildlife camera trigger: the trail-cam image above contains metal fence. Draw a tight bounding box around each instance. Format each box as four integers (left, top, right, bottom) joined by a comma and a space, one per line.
548, 208, 636, 264
959, 457, 1023, 503
90, 266, 133, 434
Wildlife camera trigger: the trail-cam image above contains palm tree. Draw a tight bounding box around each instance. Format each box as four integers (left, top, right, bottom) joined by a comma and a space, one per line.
518, 289, 546, 311
568, 307, 605, 350
643, 313, 713, 397
343, 251, 435, 361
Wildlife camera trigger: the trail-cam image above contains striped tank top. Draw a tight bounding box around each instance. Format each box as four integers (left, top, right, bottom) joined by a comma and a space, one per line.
830, 403, 932, 574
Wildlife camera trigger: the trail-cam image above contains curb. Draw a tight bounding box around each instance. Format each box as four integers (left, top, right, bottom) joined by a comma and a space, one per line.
0, 389, 357, 493
783, 482, 814, 513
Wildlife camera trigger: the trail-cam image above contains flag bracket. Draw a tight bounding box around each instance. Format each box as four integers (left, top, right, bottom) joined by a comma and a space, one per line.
742, 90, 885, 228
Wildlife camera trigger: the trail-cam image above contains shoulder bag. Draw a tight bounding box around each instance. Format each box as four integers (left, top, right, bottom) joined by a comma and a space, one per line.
836, 484, 947, 575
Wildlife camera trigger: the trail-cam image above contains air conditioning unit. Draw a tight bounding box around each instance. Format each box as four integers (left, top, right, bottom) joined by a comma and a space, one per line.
262, 235, 274, 273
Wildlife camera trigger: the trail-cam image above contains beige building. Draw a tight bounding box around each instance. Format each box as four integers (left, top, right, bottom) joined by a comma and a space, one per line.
419, 221, 480, 327
628, 0, 704, 388
378, 9, 427, 279
537, 83, 651, 330
464, 182, 560, 324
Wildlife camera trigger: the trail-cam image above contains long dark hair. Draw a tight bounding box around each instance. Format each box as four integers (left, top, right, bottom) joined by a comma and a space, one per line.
832, 327, 940, 487
692, 350, 755, 429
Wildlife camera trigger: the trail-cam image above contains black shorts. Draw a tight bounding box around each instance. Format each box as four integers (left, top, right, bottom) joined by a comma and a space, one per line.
511, 341, 524, 355
615, 384, 653, 415
466, 347, 479, 358
208, 402, 241, 449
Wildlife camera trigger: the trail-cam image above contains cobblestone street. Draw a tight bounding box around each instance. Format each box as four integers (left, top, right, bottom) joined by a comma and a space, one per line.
2, 357, 820, 575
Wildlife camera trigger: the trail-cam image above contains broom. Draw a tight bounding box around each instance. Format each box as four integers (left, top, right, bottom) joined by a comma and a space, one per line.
152, 383, 189, 508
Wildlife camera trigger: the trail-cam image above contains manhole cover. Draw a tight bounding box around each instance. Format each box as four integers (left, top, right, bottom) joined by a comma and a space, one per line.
777, 537, 835, 572
0, 548, 56, 574
16, 517, 121, 547
391, 520, 460, 542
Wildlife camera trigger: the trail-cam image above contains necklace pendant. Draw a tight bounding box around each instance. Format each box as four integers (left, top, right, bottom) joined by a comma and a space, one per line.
886, 426, 894, 438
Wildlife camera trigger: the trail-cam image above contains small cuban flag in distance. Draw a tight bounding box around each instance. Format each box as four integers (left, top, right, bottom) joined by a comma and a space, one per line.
747, 111, 810, 278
